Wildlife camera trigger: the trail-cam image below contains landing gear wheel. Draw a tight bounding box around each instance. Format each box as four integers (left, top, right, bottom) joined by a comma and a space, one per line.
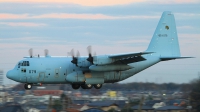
72, 84, 80, 89
81, 84, 93, 89
24, 84, 32, 90
81, 85, 87, 89
94, 84, 102, 89
86, 84, 93, 89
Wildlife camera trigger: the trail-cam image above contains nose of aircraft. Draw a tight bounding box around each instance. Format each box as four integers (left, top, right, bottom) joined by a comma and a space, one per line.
6, 70, 13, 80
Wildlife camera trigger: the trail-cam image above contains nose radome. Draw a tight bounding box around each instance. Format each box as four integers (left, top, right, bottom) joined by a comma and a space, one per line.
6, 70, 12, 79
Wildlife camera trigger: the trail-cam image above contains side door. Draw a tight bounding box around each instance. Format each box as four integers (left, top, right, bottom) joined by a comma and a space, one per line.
38, 72, 45, 82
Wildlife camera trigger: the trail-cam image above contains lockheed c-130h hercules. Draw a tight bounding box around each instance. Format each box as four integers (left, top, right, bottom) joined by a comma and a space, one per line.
6, 11, 192, 90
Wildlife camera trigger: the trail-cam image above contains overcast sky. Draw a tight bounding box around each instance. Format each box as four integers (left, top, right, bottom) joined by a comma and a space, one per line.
0, 0, 200, 85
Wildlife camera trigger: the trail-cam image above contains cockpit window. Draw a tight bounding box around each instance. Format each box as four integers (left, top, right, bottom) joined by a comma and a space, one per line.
27, 61, 29, 66
18, 61, 30, 68
18, 63, 21, 68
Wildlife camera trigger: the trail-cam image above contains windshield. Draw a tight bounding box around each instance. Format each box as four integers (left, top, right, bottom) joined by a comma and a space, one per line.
18, 61, 30, 68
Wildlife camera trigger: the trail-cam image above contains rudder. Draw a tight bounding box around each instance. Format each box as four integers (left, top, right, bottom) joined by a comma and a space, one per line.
146, 11, 180, 57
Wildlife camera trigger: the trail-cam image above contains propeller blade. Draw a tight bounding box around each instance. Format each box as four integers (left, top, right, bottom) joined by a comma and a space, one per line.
70, 49, 75, 58
87, 45, 93, 64
76, 50, 80, 58
29, 48, 33, 58
70, 49, 78, 66
87, 45, 92, 55
44, 49, 49, 57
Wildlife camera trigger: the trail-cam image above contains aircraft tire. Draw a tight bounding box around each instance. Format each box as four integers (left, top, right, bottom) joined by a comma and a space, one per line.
24, 84, 32, 90
81, 84, 93, 89
27, 84, 32, 89
81, 85, 87, 89
86, 84, 93, 89
94, 84, 102, 89
72, 84, 80, 89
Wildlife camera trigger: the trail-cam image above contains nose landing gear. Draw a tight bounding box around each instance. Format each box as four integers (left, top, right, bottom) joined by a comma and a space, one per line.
24, 83, 32, 90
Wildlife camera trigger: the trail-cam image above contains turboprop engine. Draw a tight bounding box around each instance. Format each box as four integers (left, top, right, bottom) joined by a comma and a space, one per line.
77, 57, 91, 67
93, 55, 116, 65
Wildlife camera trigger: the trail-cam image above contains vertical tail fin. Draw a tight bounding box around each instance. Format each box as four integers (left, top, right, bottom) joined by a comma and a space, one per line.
146, 11, 180, 57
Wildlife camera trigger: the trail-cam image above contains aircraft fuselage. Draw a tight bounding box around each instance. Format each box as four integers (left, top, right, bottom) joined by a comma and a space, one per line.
7, 55, 159, 84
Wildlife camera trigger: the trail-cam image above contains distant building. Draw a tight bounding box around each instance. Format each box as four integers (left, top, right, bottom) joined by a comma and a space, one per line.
132, 105, 154, 112
156, 106, 186, 112
0, 70, 3, 85
69, 104, 89, 111
88, 101, 119, 111
83, 108, 105, 112
31, 86, 63, 96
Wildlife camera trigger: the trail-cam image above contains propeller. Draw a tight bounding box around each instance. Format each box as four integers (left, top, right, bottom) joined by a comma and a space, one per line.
29, 48, 33, 58
87, 45, 94, 64
70, 49, 79, 66
76, 50, 80, 58
44, 49, 49, 57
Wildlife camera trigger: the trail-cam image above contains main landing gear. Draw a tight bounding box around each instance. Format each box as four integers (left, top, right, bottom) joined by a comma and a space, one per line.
71, 84, 102, 89
24, 83, 32, 90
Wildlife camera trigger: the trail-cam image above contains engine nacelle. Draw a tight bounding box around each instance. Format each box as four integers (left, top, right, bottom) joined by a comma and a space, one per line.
77, 57, 91, 67
93, 55, 116, 65
89, 64, 133, 72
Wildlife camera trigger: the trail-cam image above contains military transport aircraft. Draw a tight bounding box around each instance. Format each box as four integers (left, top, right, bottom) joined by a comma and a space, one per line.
6, 11, 191, 90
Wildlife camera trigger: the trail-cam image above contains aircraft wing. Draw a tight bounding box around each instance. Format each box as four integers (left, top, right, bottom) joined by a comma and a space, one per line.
108, 52, 153, 64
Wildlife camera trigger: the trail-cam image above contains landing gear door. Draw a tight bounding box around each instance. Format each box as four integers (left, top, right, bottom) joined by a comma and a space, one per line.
55, 69, 59, 78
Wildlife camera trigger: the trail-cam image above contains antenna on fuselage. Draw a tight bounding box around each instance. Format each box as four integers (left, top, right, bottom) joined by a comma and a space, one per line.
44, 49, 49, 57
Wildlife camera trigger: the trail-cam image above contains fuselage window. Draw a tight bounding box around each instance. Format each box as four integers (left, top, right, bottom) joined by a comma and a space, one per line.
18, 63, 21, 68
22, 62, 25, 66
21, 68, 26, 73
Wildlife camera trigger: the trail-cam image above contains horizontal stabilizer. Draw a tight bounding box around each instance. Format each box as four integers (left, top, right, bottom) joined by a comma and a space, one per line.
160, 56, 194, 61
